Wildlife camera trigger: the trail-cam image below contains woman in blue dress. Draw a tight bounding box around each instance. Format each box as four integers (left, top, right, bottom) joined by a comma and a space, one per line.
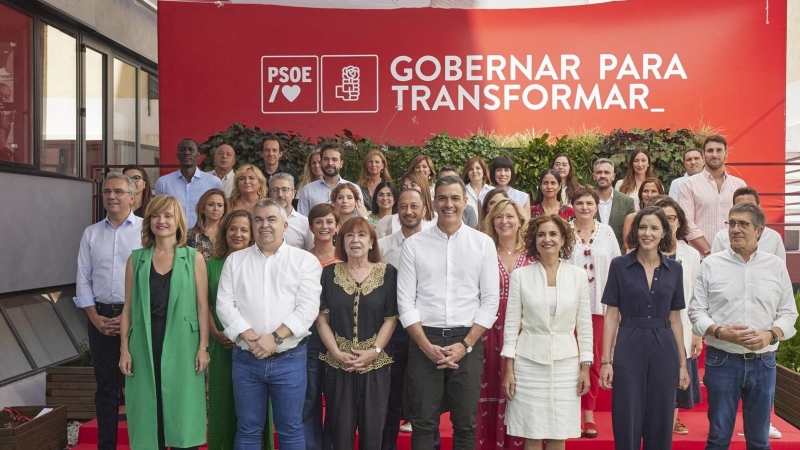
599, 206, 690, 450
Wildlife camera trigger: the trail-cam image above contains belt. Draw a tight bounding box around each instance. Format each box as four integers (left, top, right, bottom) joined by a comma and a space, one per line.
619, 317, 670, 329
95, 302, 124, 316
422, 326, 470, 338
708, 347, 775, 360
265, 337, 308, 359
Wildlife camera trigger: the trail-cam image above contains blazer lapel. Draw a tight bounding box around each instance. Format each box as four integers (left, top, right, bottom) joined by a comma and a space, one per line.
534, 263, 553, 330
134, 248, 154, 354
167, 247, 188, 314
609, 190, 623, 225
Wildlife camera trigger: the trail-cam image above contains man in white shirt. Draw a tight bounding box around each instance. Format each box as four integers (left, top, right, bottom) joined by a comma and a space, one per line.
378, 188, 427, 447
74, 173, 142, 450
710, 187, 785, 260
297, 143, 356, 215
689, 203, 798, 450
398, 176, 499, 450
207, 144, 236, 197
668, 148, 703, 200
269, 173, 313, 250
593, 158, 635, 250
216, 199, 322, 450
679, 135, 747, 257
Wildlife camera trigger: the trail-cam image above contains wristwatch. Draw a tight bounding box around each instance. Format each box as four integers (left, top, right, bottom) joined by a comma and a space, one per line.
199, 346, 209, 352
373, 346, 382, 354
460, 339, 473, 354
580, 361, 592, 366
272, 331, 284, 346
769, 330, 779, 346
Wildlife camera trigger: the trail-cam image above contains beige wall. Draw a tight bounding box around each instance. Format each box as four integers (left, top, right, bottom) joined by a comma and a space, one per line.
789, 1, 799, 85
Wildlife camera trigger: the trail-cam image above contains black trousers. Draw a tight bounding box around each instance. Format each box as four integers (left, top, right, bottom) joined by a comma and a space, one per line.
407, 332, 483, 450
87, 303, 124, 450
325, 365, 391, 450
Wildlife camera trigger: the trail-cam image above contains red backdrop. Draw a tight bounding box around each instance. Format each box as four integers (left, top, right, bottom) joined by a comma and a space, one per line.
158, 0, 787, 223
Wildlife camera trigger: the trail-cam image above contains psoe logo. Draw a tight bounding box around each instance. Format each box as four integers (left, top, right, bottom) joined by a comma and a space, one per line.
261, 56, 319, 114
321, 55, 379, 113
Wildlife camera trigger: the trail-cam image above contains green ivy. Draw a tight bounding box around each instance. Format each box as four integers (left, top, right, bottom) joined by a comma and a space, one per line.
777, 291, 800, 372
423, 132, 501, 173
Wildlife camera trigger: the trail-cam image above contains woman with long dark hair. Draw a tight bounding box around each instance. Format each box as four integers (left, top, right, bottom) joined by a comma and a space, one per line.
530, 169, 575, 222
615, 148, 655, 212
551, 154, 580, 206
123, 165, 153, 217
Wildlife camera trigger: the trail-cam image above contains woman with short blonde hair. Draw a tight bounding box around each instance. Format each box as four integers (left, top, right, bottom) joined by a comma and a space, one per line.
229, 164, 267, 213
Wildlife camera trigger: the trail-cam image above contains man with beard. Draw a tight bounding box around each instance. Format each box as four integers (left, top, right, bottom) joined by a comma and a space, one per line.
208, 144, 237, 197
668, 148, 703, 201
155, 138, 223, 227
297, 143, 357, 215
592, 158, 635, 249
679, 135, 746, 257
257, 135, 300, 186
269, 172, 312, 250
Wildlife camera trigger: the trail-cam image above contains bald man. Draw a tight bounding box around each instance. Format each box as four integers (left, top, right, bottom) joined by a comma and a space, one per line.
208, 144, 237, 197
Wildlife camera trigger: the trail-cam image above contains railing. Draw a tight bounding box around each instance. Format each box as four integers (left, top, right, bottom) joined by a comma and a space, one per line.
89, 164, 178, 223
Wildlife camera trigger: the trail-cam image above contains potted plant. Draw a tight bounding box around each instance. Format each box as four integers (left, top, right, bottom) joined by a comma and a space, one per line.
775, 291, 800, 429
45, 340, 97, 420
0, 405, 67, 450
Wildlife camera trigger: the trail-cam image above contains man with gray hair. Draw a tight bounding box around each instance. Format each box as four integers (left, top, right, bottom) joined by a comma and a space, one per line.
216, 198, 322, 450
592, 158, 635, 249
689, 203, 798, 450
269, 173, 312, 250
398, 176, 499, 450
73, 173, 142, 450
208, 144, 237, 197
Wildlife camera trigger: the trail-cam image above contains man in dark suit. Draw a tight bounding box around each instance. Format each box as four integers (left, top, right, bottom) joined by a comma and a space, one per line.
593, 158, 635, 249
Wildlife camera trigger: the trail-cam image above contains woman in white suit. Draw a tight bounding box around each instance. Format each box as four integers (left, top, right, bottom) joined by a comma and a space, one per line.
652, 196, 703, 435
502, 214, 594, 450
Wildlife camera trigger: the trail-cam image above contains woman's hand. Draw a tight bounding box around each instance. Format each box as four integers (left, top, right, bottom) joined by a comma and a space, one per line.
196, 349, 210, 373
503, 365, 516, 400
577, 366, 590, 396
600, 363, 613, 390
119, 351, 134, 377
211, 329, 234, 349
347, 348, 379, 372
678, 366, 690, 391
333, 349, 358, 367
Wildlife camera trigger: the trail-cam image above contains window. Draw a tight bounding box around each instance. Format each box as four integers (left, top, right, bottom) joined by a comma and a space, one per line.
0, 3, 33, 165
41, 25, 77, 175
2, 293, 78, 367
139, 70, 159, 185
0, 314, 32, 381
111, 58, 136, 167
84, 47, 105, 181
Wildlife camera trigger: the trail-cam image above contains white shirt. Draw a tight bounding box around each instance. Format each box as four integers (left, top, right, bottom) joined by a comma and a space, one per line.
216, 243, 322, 351
480, 186, 529, 209
668, 172, 688, 201
466, 183, 494, 216
208, 168, 235, 198
397, 223, 499, 329
678, 169, 746, 241
597, 190, 614, 225
73, 212, 143, 308
689, 248, 798, 354
378, 231, 408, 269
284, 209, 314, 250
296, 177, 356, 216
567, 221, 620, 315
375, 213, 437, 240
711, 226, 785, 262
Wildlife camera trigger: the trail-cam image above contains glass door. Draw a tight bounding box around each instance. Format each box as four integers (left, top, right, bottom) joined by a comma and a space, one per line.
83, 44, 106, 181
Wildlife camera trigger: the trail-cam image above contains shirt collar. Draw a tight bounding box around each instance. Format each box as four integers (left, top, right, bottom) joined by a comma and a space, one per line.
317, 176, 346, 187
431, 222, 464, 239
623, 250, 672, 270
103, 210, 138, 228
702, 168, 727, 180
252, 240, 287, 258
175, 168, 202, 181
727, 246, 758, 264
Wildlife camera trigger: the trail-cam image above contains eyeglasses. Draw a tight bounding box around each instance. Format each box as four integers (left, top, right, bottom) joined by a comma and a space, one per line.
102, 189, 130, 196
129, 175, 143, 182
666, 215, 678, 223
725, 220, 752, 230
269, 187, 294, 194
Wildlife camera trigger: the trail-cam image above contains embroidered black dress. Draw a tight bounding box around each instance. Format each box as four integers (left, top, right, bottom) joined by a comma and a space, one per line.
319, 262, 398, 450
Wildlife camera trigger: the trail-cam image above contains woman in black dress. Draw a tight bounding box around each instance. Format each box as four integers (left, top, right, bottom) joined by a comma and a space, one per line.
599, 206, 690, 450
317, 217, 398, 450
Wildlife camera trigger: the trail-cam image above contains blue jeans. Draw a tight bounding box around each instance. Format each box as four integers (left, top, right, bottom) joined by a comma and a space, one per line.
232, 345, 307, 450
704, 347, 776, 450
302, 329, 330, 450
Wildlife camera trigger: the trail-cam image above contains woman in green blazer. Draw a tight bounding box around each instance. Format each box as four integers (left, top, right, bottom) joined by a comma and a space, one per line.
119, 194, 210, 450
206, 210, 275, 450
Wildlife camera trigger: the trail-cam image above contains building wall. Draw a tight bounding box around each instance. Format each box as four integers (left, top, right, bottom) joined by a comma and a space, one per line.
0, 173, 92, 294
38, 0, 157, 63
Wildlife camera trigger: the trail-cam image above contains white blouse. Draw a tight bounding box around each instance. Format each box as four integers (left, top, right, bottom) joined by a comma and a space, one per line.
479, 186, 530, 209
567, 221, 621, 315
466, 183, 494, 216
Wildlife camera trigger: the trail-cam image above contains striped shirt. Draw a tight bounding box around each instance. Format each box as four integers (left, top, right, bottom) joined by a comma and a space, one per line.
678, 169, 746, 242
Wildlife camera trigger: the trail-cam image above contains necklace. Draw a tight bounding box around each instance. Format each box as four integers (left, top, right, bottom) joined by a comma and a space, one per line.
498, 247, 518, 255
577, 226, 595, 245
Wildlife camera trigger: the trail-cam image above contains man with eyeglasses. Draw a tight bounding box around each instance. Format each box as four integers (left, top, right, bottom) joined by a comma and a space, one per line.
710, 187, 785, 260
689, 203, 798, 450
73, 172, 142, 450
269, 172, 313, 250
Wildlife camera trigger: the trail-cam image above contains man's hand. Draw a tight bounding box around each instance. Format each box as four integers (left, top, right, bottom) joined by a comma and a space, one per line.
691, 335, 703, 359
247, 334, 277, 359
437, 343, 467, 369
90, 312, 121, 336
421, 341, 448, 367
719, 324, 757, 346
742, 331, 772, 351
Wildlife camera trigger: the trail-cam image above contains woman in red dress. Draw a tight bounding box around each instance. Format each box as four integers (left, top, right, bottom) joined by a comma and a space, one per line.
477, 198, 532, 449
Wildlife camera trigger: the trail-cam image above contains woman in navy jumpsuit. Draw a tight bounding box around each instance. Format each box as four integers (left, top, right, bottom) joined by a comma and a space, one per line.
599, 207, 690, 450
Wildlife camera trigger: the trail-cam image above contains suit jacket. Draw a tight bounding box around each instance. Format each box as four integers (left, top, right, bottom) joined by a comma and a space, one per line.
596, 189, 635, 250
501, 262, 593, 364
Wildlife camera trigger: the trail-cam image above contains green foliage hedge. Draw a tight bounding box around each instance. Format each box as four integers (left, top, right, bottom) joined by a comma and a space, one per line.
199, 123, 707, 195
777, 291, 800, 372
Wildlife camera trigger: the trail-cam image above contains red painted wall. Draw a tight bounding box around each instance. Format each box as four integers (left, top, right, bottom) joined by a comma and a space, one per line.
157, 0, 787, 223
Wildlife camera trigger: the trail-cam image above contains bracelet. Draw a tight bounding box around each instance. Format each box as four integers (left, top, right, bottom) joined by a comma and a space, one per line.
713, 326, 723, 340
601, 361, 613, 366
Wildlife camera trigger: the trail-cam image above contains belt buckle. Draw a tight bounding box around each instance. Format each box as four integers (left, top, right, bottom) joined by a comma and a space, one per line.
743, 352, 756, 360
441, 328, 454, 338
